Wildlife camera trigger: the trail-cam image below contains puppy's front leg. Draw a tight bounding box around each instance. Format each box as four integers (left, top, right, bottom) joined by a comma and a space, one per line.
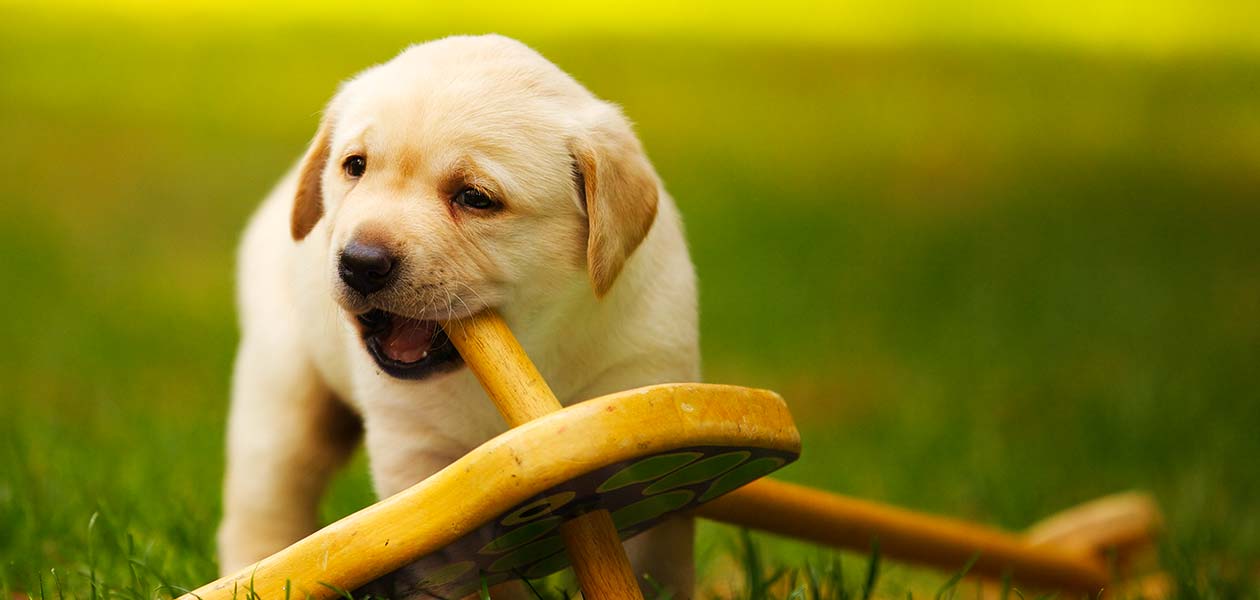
216, 342, 360, 574
624, 515, 696, 600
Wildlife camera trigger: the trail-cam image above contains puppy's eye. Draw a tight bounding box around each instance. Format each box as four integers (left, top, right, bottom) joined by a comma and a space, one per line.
454, 187, 498, 210
343, 155, 366, 178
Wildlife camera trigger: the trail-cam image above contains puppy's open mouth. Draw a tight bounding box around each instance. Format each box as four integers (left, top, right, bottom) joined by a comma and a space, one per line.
355, 309, 464, 380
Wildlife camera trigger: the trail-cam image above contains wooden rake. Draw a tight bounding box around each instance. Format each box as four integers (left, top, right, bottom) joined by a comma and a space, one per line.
184, 311, 1165, 600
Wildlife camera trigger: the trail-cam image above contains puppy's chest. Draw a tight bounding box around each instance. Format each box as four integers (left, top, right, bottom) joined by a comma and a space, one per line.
356, 371, 509, 446
348, 356, 593, 454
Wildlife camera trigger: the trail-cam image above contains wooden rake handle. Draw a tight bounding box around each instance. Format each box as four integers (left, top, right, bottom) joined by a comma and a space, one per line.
441, 311, 644, 600
697, 479, 1112, 592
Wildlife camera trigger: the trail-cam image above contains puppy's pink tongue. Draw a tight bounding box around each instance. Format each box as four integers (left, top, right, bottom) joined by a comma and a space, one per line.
382, 317, 435, 363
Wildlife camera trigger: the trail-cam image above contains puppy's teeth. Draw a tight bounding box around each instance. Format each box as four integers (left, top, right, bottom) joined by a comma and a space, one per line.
420, 351, 428, 359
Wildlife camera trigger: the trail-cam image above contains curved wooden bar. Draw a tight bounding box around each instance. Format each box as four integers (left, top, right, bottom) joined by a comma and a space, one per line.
181, 383, 800, 600
699, 479, 1110, 593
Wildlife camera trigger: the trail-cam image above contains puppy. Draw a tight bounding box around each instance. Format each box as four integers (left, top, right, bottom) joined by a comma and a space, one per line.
217, 35, 699, 598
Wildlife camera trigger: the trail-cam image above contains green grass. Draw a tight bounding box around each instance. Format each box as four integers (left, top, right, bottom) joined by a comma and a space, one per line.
2, 5, 1259, 599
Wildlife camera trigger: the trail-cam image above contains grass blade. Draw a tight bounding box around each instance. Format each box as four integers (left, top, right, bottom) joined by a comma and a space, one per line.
861, 539, 881, 600
934, 552, 979, 600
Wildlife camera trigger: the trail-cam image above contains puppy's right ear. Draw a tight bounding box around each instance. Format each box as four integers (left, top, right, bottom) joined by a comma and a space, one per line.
291, 118, 333, 241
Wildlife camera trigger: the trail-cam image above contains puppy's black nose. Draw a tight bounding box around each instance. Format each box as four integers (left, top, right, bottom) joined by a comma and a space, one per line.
339, 241, 395, 295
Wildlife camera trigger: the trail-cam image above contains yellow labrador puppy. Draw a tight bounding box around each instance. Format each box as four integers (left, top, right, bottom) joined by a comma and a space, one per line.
218, 35, 699, 597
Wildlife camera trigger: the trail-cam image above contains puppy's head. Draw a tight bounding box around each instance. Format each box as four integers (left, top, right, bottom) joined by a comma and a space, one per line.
291, 36, 659, 379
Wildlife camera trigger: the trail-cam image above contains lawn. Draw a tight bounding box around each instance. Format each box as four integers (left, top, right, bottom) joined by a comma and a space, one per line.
1, 3, 1258, 598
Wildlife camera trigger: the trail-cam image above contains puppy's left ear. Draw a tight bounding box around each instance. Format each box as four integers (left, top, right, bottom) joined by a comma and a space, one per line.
291, 117, 333, 241
571, 103, 660, 297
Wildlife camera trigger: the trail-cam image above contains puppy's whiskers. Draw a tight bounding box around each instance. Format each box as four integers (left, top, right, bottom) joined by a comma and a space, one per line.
452, 280, 490, 321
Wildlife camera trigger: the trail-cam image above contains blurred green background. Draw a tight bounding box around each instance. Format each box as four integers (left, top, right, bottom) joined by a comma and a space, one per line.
2, 1, 1258, 597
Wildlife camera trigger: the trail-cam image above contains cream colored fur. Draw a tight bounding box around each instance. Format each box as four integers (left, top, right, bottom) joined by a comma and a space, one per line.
218, 35, 699, 598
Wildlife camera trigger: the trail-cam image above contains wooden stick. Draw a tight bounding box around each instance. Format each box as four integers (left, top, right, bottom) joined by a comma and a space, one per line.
561, 511, 645, 600
442, 311, 645, 600
441, 312, 560, 427
698, 479, 1111, 593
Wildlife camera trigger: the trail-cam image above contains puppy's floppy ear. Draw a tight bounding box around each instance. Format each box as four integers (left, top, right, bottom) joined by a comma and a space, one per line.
291, 117, 333, 241
571, 103, 660, 297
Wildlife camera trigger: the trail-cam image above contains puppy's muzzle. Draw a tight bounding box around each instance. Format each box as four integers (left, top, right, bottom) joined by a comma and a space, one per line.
339, 240, 396, 295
